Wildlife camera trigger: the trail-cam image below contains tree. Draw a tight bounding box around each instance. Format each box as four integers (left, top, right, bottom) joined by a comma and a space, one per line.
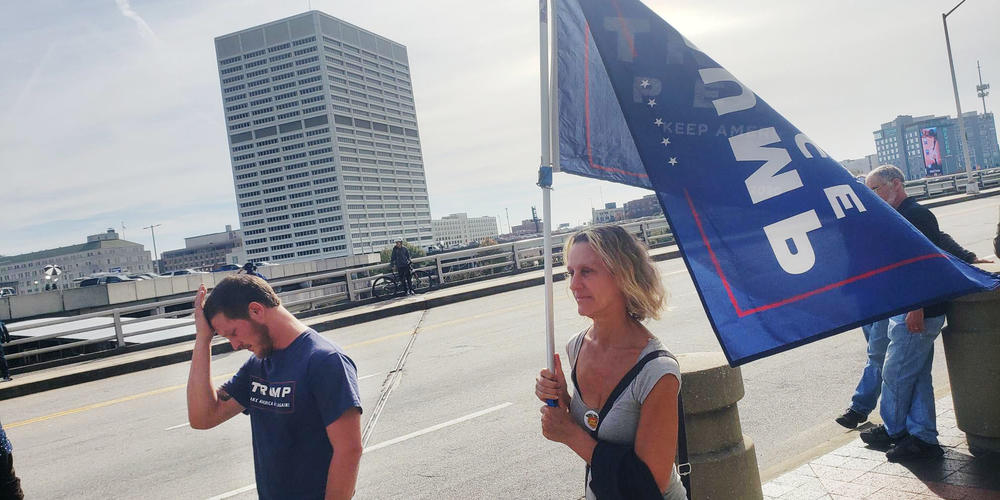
380, 241, 427, 264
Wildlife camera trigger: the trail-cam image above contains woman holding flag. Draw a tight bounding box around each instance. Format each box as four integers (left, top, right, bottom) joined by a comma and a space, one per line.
535, 225, 686, 500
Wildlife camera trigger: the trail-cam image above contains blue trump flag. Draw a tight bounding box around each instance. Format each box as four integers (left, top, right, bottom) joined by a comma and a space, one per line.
553, 0, 999, 366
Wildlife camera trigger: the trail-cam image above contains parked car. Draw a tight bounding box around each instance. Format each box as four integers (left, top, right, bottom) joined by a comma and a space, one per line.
127, 273, 161, 280
0, 287, 15, 297
79, 275, 135, 287
212, 264, 242, 272
161, 269, 208, 277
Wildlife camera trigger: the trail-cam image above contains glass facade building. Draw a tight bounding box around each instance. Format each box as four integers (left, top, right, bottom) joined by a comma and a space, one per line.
873, 112, 999, 180
215, 11, 432, 263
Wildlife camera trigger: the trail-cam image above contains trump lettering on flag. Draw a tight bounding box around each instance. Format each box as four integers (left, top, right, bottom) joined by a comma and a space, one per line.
553, 0, 998, 365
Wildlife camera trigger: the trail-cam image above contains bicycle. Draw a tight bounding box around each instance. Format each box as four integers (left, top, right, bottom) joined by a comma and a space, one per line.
371, 269, 432, 299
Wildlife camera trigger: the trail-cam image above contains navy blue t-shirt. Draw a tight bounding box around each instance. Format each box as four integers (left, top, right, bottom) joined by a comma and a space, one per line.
222, 329, 362, 499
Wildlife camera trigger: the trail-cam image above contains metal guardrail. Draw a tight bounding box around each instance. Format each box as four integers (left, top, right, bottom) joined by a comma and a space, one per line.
2, 218, 671, 367
4, 164, 995, 367
903, 168, 1000, 199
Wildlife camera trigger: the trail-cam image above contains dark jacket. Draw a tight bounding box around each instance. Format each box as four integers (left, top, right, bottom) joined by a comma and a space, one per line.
0, 321, 9, 344
897, 197, 977, 317
390, 246, 411, 268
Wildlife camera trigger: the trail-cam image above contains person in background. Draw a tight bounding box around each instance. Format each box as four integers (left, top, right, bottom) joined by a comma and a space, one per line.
240, 262, 267, 281
854, 165, 991, 462
390, 241, 414, 295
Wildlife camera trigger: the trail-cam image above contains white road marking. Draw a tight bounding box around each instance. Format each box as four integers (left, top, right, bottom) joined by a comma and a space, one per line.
363, 402, 513, 454
358, 373, 379, 381
205, 483, 257, 500
202, 402, 513, 500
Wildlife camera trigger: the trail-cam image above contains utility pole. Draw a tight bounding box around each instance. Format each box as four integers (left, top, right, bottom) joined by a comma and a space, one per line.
505, 208, 511, 234
942, 0, 978, 193
977, 60, 990, 115
143, 224, 161, 269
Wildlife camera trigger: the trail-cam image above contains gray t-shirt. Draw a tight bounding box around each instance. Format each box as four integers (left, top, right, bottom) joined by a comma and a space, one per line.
567, 330, 687, 500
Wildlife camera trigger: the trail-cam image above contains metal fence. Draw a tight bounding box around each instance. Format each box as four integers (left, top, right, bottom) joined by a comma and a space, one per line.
4, 166, 997, 368
904, 167, 1000, 199
3, 218, 671, 367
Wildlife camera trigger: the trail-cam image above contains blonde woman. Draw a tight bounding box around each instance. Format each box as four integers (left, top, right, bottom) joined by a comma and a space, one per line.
535, 225, 686, 500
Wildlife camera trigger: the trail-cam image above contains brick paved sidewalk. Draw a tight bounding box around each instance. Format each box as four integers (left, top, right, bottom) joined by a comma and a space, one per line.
763, 396, 1000, 499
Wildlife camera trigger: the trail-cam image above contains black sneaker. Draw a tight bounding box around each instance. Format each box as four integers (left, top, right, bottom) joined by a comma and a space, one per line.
860, 424, 906, 449
886, 435, 944, 462
835, 408, 867, 429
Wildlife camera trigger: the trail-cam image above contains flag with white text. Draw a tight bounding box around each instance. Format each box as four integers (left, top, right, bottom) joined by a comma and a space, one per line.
555, 0, 999, 365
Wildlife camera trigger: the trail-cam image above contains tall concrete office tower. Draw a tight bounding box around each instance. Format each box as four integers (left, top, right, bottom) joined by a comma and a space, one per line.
215, 11, 432, 263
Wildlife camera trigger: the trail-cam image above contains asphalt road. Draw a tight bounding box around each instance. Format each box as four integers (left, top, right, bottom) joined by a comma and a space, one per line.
3, 197, 997, 499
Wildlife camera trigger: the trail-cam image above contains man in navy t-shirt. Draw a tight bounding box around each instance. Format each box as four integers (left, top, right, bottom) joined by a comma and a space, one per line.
186, 275, 363, 499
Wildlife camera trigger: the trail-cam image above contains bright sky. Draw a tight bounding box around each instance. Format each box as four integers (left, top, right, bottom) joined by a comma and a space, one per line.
2, 0, 998, 257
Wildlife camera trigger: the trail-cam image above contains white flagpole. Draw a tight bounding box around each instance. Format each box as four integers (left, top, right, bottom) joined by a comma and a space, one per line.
538, 0, 556, 402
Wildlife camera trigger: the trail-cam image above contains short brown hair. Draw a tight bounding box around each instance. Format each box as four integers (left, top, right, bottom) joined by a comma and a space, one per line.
203, 275, 280, 322
564, 225, 666, 321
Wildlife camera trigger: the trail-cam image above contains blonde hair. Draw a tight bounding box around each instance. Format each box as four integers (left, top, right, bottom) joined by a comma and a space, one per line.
564, 225, 666, 321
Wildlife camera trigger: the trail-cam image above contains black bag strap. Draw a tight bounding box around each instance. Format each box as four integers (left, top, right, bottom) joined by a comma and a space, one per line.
572, 348, 691, 499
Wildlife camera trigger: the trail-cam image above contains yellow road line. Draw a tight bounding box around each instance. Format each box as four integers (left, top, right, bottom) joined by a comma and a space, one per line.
6, 300, 545, 429
6, 373, 234, 429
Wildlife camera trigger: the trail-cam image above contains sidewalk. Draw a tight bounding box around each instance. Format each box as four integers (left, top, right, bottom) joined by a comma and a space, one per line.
762, 395, 1000, 499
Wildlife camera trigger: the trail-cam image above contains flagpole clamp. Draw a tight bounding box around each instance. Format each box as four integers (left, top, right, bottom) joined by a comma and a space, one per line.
537, 165, 553, 188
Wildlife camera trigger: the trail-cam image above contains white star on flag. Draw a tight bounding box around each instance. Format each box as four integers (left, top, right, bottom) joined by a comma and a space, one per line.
668, 157, 678, 166
640, 79, 650, 88
661, 138, 671, 146
647, 98, 656, 107
653, 118, 664, 126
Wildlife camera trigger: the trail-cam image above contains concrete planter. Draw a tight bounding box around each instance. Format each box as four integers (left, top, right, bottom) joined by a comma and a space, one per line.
678, 352, 762, 500
943, 262, 1000, 456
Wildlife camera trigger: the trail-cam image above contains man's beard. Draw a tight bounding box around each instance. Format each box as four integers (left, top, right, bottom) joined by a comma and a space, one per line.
251, 320, 275, 358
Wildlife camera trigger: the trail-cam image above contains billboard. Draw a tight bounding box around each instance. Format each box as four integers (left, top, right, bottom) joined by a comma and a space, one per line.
920, 127, 943, 176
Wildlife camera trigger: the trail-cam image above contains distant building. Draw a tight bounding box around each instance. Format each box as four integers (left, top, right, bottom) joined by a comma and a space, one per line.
215, 11, 432, 264
511, 218, 541, 236
0, 229, 154, 294
159, 225, 243, 272
431, 213, 498, 248
624, 194, 662, 219
874, 112, 999, 180
840, 154, 878, 176
592, 202, 626, 224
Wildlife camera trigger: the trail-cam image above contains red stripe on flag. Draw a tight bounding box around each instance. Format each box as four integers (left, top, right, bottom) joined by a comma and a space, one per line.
683, 189, 949, 318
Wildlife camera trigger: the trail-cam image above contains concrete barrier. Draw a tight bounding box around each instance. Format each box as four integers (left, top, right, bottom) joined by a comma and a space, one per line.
679, 352, 762, 500
943, 262, 1000, 456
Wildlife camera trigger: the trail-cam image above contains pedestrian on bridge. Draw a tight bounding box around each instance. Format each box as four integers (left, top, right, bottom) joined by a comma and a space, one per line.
186, 275, 363, 500
535, 225, 687, 500
0, 418, 24, 500
840, 165, 991, 462
390, 240, 414, 295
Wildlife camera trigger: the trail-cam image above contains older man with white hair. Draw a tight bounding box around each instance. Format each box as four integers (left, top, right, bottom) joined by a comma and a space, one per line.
838, 165, 991, 462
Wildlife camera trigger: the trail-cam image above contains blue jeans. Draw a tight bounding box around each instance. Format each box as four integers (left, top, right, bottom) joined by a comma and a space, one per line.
849, 319, 890, 416
880, 313, 946, 444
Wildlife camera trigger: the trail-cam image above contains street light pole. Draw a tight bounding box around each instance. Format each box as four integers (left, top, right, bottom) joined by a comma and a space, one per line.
942, 0, 978, 194
143, 223, 161, 271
